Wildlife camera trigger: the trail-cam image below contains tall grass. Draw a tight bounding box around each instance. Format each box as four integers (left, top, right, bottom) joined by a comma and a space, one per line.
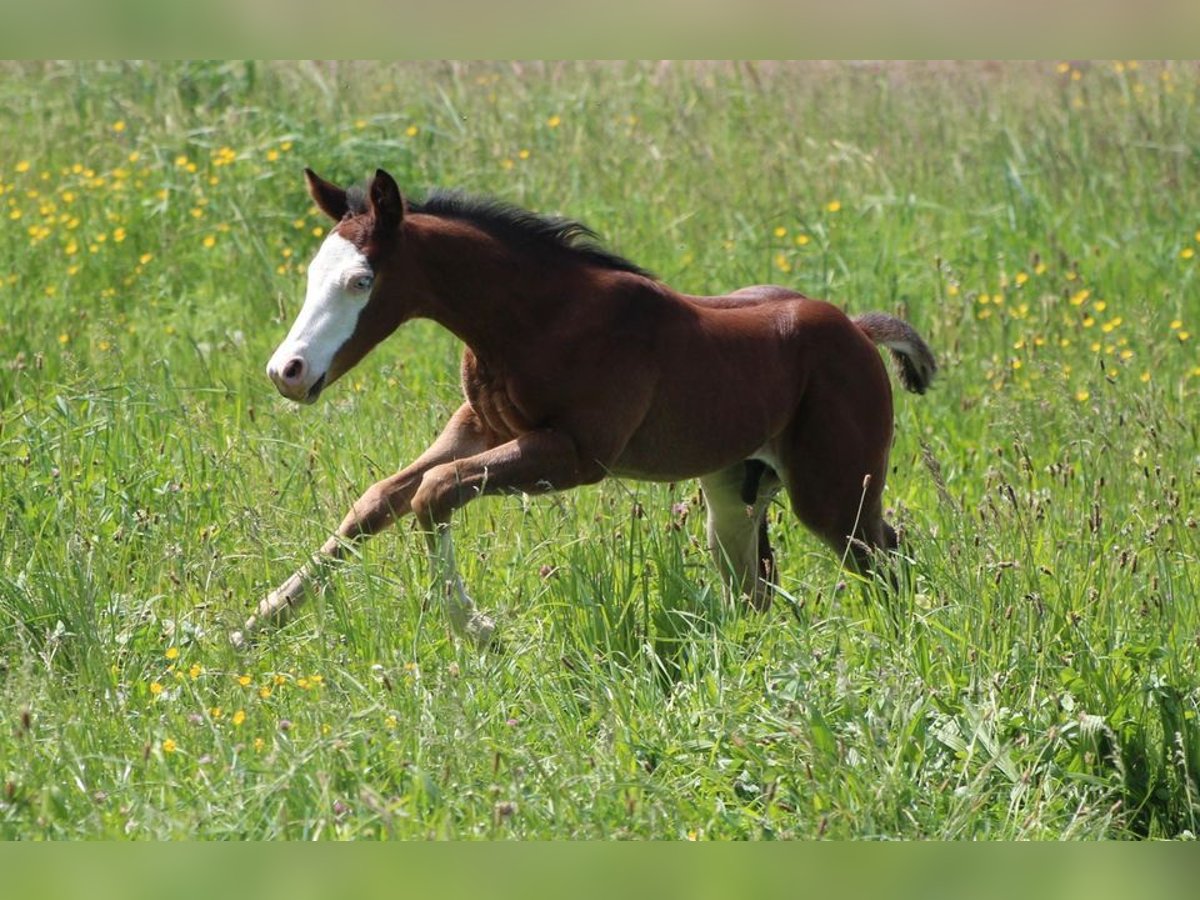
0, 60, 1198, 838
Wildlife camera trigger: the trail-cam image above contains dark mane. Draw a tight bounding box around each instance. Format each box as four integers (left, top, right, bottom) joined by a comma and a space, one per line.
347, 186, 654, 279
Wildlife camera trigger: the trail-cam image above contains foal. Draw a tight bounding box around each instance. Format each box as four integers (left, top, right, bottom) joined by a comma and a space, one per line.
234, 168, 936, 647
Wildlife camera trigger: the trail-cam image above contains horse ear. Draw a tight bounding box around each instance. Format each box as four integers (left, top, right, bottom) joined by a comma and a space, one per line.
368, 168, 405, 235
305, 168, 350, 221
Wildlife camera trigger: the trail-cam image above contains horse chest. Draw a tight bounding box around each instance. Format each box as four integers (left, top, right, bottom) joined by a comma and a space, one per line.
461, 353, 533, 439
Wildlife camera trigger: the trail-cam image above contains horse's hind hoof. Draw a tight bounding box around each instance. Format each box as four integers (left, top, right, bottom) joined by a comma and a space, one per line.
466, 612, 502, 653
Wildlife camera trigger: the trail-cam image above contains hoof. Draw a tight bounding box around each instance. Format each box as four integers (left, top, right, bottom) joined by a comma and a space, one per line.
230, 622, 257, 650
466, 612, 500, 652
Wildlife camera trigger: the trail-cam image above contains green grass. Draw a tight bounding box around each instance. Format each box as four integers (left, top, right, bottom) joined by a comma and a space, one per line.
1, 60, 1198, 839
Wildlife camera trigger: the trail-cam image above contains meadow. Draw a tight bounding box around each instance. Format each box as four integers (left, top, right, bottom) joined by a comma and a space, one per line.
0, 60, 1198, 839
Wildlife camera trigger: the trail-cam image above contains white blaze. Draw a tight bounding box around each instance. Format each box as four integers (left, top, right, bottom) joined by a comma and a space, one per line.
266, 232, 373, 394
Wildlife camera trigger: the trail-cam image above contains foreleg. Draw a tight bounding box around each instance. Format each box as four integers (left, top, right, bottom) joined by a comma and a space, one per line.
233, 403, 496, 646
409, 428, 602, 646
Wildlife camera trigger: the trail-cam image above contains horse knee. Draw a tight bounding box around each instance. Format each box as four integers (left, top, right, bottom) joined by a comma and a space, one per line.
410, 463, 464, 530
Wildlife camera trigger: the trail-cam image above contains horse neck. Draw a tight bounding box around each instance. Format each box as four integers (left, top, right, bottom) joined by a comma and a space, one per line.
404, 215, 599, 358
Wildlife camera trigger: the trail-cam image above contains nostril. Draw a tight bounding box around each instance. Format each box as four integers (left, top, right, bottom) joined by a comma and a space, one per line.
281, 357, 305, 383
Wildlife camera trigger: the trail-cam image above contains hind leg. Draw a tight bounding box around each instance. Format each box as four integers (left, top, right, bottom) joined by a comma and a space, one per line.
777, 396, 899, 584
839, 494, 896, 579
793, 479, 897, 585
699, 461, 781, 610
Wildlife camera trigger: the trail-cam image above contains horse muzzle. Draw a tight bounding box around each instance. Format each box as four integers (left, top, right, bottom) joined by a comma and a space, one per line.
267, 353, 326, 404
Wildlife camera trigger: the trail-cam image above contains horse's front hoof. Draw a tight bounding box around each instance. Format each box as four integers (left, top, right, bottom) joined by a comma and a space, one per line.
466, 612, 501, 652
230, 618, 259, 650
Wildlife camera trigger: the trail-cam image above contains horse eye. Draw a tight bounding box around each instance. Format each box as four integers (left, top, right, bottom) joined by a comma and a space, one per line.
351, 274, 374, 291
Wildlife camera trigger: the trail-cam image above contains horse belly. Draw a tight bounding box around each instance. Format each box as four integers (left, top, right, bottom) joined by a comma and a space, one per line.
610, 364, 800, 481
610, 434, 771, 482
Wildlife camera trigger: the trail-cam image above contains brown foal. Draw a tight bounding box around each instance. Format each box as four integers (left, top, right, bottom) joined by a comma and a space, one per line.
234, 168, 936, 648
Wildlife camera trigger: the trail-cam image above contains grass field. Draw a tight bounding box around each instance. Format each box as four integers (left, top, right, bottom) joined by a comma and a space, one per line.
1, 60, 1198, 839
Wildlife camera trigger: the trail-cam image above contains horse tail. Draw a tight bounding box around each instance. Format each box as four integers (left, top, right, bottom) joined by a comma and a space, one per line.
852, 312, 937, 395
